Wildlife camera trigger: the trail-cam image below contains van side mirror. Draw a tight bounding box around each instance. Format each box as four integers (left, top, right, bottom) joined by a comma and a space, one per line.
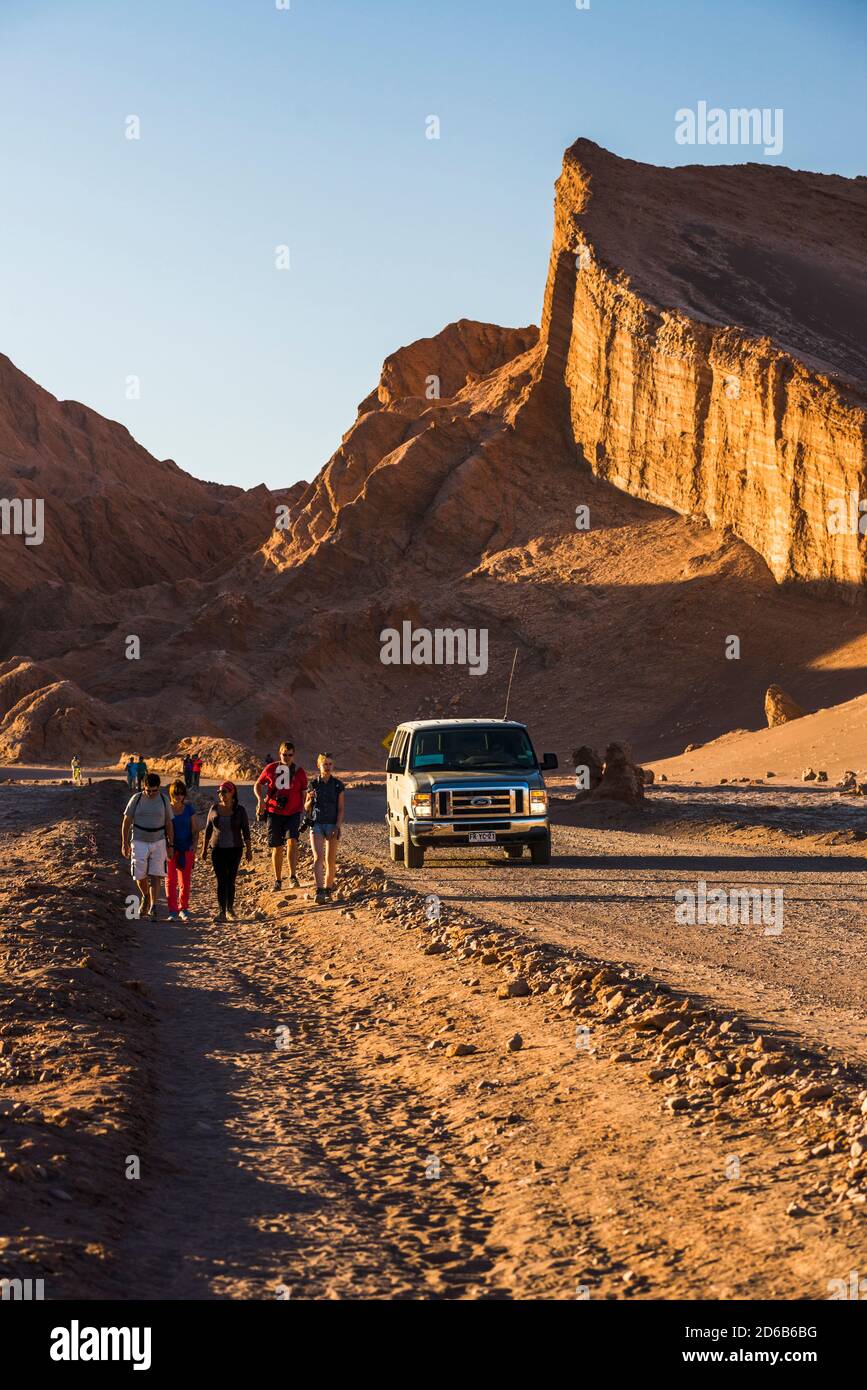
386, 756, 403, 774
541, 753, 558, 770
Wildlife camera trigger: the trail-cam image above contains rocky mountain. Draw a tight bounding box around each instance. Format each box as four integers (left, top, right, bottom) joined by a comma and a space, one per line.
1, 141, 866, 768
540, 141, 867, 592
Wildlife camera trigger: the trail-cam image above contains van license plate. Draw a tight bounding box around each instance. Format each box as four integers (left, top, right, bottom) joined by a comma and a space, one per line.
469, 831, 496, 844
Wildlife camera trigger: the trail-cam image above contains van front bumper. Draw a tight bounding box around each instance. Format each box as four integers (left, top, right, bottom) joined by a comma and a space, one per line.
408, 817, 550, 847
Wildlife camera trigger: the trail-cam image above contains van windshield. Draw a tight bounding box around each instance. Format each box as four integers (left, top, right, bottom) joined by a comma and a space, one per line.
408, 726, 537, 772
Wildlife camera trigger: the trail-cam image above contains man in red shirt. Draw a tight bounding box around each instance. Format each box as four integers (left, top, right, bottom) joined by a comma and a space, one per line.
254, 739, 308, 890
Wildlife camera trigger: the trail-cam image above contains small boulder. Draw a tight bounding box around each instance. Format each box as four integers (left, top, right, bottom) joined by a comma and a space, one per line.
506, 1033, 523, 1052
498, 977, 531, 999
765, 684, 806, 728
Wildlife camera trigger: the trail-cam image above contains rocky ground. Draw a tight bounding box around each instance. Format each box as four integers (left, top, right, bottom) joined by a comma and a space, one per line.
1, 776, 866, 1300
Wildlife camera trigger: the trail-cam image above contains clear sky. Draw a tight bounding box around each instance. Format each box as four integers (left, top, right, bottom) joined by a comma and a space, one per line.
0, 0, 863, 490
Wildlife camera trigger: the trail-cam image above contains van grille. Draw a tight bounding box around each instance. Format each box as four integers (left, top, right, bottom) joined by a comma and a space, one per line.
437, 788, 523, 819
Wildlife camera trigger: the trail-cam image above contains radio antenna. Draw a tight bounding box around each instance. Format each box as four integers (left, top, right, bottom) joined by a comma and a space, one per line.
503, 647, 519, 720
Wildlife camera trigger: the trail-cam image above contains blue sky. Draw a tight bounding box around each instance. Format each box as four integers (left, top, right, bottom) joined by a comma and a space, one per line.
0, 0, 863, 489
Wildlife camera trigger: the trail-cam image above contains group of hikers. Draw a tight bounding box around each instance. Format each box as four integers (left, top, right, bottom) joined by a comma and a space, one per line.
124, 752, 203, 793
120, 739, 346, 920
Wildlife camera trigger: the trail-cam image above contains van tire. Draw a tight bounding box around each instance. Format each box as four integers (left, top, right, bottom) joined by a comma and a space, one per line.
403, 822, 424, 869
389, 828, 404, 863
530, 835, 551, 866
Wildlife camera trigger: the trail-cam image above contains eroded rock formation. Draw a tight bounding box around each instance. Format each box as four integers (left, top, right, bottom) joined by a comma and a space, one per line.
2, 140, 867, 765
537, 140, 867, 592
765, 684, 807, 728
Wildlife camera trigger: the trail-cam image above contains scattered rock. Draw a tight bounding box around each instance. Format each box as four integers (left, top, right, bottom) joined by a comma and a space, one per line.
498, 977, 531, 999
506, 1033, 523, 1052
765, 684, 806, 728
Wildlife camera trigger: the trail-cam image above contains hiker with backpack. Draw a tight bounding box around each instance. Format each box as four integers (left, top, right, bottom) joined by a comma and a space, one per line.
201, 781, 252, 922
254, 740, 308, 891
166, 779, 200, 922
121, 773, 174, 920
304, 753, 346, 904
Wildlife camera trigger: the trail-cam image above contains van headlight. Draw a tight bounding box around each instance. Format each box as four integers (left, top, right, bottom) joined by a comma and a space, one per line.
412, 792, 432, 818
529, 789, 548, 815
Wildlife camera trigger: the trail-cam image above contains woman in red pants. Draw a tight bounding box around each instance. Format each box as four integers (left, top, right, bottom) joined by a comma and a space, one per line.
166, 780, 200, 921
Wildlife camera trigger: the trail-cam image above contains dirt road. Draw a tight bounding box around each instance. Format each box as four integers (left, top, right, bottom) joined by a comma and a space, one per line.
342, 787, 867, 1069
1, 778, 866, 1300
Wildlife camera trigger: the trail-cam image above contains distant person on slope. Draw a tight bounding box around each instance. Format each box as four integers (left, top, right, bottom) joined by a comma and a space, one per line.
254, 740, 308, 891
121, 773, 174, 920
125, 756, 137, 793
166, 779, 200, 922
182, 753, 193, 789
135, 755, 148, 792
71, 755, 82, 785
192, 753, 203, 788
202, 781, 251, 922
305, 753, 346, 904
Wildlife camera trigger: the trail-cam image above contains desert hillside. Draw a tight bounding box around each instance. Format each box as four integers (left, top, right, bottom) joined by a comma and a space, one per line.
1, 142, 866, 766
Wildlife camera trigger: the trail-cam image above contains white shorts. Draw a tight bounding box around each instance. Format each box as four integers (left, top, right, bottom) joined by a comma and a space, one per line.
131, 839, 167, 880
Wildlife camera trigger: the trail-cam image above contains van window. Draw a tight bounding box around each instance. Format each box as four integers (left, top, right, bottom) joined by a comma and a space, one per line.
408, 725, 536, 772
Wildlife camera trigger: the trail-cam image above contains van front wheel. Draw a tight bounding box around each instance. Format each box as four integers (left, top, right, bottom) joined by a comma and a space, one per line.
403, 823, 424, 869
389, 825, 404, 863
530, 835, 551, 866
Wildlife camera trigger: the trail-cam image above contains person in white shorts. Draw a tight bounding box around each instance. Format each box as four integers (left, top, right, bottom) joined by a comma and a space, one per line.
121, 773, 174, 920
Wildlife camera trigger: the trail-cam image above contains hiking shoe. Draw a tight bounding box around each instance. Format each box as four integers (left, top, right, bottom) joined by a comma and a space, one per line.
289, 876, 300, 889
167, 912, 178, 922
145, 907, 156, 921
226, 908, 237, 922
272, 879, 282, 891
178, 910, 190, 922
216, 910, 227, 922
315, 889, 328, 905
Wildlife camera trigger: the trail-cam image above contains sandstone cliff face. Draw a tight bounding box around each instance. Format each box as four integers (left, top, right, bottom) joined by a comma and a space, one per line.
538, 141, 867, 591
